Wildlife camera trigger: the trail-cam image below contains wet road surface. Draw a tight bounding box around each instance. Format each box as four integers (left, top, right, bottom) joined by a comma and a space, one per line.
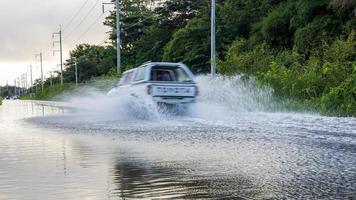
0, 100, 355, 199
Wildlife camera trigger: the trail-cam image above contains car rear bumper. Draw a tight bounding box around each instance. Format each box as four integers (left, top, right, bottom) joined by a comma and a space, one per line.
153, 96, 196, 104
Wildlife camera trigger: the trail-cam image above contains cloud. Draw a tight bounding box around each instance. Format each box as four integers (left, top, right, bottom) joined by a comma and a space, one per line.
0, 0, 110, 85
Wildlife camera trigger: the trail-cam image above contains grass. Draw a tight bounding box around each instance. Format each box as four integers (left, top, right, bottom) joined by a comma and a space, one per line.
21, 77, 119, 101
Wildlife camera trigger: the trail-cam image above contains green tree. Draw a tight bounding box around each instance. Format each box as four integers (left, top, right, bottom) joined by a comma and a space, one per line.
162, 7, 210, 73
65, 44, 116, 83
104, 0, 205, 70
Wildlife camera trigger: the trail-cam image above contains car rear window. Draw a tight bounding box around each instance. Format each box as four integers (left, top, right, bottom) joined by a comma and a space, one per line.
150, 66, 192, 82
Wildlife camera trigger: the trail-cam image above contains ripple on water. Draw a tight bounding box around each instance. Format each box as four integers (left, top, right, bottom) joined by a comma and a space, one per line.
1, 97, 356, 199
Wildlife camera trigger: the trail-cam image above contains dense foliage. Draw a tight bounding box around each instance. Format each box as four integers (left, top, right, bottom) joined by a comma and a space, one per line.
25, 0, 355, 116
217, 0, 355, 116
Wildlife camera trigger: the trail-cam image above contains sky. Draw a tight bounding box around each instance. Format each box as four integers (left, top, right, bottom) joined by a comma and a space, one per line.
0, 0, 112, 86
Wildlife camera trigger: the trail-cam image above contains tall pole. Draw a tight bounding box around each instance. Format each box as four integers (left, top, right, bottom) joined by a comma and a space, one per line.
14, 79, 16, 96
24, 72, 28, 94
30, 65, 33, 94
17, 78, 20, 95
36, 51, 44, 92
23, 74, 26, 94
116, 0, 121, 75
40, 52, 44, 92
20, 75, 22, 94
211, 0, 216, 78
59, 25, 64, 85
53, 26, 64, 85
20, 76, 23, 95
6, 81, 9, 96
50, 72, 53, 87
75, 59, 78, 86
102, 1, 120, 75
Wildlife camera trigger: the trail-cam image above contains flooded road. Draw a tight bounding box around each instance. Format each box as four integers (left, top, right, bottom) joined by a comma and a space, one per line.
0, 100, 355, 199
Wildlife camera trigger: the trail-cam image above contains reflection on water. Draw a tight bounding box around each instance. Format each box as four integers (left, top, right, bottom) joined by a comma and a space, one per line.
0, 101, 355, 199
110, 160, 267, 199
112, 161, 210, 199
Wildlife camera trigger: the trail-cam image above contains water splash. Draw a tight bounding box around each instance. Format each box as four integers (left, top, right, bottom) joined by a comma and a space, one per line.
189, 75, 275, 121
67, 90, 160, 120
63, 75, 276, 121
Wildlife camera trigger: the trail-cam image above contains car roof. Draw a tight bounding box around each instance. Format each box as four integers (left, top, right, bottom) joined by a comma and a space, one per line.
145, 62, 184, 67
122, 62, 186, 74
120, 62, 196, 83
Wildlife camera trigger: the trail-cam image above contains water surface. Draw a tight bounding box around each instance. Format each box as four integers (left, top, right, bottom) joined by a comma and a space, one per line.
0, 100, 355, 199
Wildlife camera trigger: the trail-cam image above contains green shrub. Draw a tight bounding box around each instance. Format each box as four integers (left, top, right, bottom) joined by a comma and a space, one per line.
320, 72, 356, 116
257, 62, 295, 98
219, 40, 273, 75
220, 28, 355, 116
34, 84, 75, 101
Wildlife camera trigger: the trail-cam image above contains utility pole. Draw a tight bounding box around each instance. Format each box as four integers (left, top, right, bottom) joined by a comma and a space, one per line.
75, 59, 78, 86
116, 0, 121, 75
29, 65, 33, 94
23, 74, 26, 94
40, 53, 43, 92
24, 72, 28, 94
53, 25, 64, 85
103, 0, 121, 75
211, 0, 216, 78
17, 78, 20, 95
20, 76, 23, 95
6, 81, 9, 96
49, 72, 53, 87
20, 75, 22, 95
14, 79, 16, 96
36, 51, 44, 92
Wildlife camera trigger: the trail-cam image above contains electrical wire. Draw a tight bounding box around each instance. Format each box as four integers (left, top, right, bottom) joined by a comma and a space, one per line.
62, 0, 91, 31
64, 0, 100, 40
71, 13, 105, 46
98, 35, 111, 46
70, 0, 206, 47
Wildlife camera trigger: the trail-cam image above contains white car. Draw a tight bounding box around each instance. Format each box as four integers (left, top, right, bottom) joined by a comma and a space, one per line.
108, 62, 198, 107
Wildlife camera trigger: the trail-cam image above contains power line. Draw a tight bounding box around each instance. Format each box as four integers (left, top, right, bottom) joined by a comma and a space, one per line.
62, 0, 92, 31
64, 0, 100, 40
70, 0, 206, 49
98, 35, 111, 46
71, 13, 105, 46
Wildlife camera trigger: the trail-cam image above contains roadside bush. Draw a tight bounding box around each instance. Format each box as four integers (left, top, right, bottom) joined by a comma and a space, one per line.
320, 73, 356, 116
294, 16, 337, 55
220, 28, 355, 116
219, 40, 273, 75
293, 58, 324, 99
34, 84, 75, 100
257, 62, 295, 98
323, 31, 355, 63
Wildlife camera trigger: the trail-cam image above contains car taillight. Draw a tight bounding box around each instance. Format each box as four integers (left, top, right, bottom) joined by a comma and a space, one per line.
147, 85, 152, 95
195, 85, 199, 96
